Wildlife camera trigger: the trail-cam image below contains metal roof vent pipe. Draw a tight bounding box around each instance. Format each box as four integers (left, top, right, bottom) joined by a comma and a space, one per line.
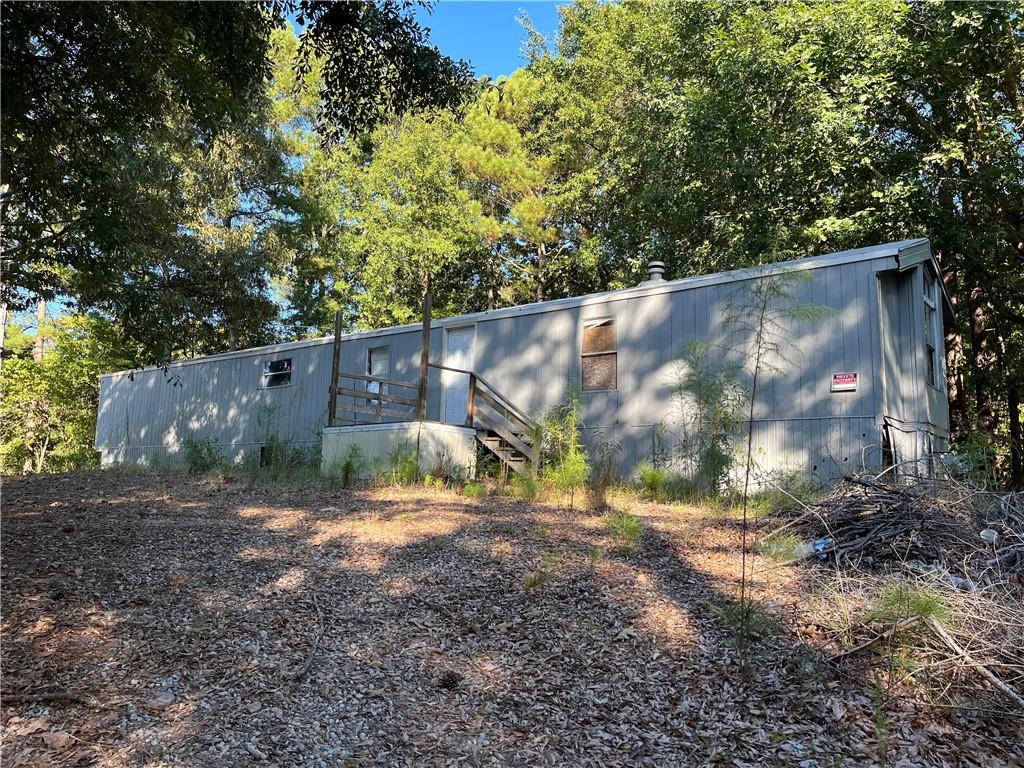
642, 260, 666, 285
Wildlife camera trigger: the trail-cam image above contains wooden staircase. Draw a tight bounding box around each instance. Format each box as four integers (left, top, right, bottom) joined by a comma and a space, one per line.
328, 359, 538, 476
432, 365, 538, 476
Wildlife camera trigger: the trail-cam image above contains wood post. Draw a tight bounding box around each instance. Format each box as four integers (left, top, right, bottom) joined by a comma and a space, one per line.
417, 279, 432, 421
328, 310, 342, 427
465, 374, 476, 428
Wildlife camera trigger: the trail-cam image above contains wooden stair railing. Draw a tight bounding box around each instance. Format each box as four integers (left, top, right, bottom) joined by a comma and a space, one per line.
331, 372, 419, 424
429, 364, 538, 476
328, 362, 539, 476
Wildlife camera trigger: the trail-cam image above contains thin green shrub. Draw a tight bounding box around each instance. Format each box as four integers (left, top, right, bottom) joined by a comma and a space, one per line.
183, 438, 224, 474
543, 391, 590, 508
755, 532, 802, 562
868, 581, 948, 624
511, 472, 543, 502
604, 509, 644, 549
589, 431, 621, 510
671, 343, 745, 496
428, 448, 467, 485
636, 462, 672, 501
334, 444, 365, 489
385, 442, 419, 485
462, 481, 485, 499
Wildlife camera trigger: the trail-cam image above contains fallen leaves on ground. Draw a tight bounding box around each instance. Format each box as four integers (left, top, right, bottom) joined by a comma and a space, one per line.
1, 471, 1020, 767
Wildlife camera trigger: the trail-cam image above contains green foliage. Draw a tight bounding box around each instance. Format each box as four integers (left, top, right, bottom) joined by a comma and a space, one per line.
427, 449, 468, 486
542, 391, 591, 508
635, 462, 672, 502
334, 444, 366, 489
1, 314, 133, 474
239, 433, 320, 484
3, 3, 468, 338
588, 430, 621, 510
462, 482, 485, 499
603, 509, 644, 550
384, 442, 420, 486
182, 439, 224, 475
715, 598, 776, 651
511, 473, 544, 503
672, 343, 746, 496
523, 551, 559, 589
869, 581, 948, 625
755, 533, 802, 563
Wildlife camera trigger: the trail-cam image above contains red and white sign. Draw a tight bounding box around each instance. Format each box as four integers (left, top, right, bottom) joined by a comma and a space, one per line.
831, 372, 858, 392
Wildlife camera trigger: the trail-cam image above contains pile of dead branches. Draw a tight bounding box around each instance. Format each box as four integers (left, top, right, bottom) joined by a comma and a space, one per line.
769, 475, 1024, 714
778, 474, 1023, 588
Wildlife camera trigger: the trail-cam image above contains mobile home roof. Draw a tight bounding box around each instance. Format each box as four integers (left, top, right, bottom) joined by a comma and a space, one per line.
102, 238, 936, 378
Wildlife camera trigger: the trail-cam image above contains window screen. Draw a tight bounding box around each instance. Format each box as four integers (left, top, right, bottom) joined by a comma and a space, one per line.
581, 318, 617, 391
262, 358, 292, 388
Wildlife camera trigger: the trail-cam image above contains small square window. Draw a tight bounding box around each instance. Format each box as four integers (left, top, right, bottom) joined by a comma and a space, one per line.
582, 318, 617, 391
262, 358, 292, 388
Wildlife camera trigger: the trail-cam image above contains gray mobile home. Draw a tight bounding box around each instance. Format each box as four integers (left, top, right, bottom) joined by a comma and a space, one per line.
95, 238, 951, 483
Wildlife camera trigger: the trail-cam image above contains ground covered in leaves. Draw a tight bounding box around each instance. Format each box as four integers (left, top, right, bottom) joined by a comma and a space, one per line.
2, 471, 1020, 767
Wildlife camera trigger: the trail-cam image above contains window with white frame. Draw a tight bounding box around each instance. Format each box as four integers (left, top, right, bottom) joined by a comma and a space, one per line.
923, 269, 941, 389
261, 358, 292, 388
581, 318, 617, 391
367, 346, 390, 397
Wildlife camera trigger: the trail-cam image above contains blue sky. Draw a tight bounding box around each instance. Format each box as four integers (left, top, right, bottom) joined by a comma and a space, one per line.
413, 1, 564, 80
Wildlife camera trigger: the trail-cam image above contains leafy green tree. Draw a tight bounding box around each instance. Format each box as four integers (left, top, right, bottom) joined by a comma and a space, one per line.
1, 1, 470, 344
345, 112, 484, 327
456, 71, 560, 305
268, 27, 362, 337
1, 2, 275, 309
537, 0, 1023, 483
1, 315, 132, 473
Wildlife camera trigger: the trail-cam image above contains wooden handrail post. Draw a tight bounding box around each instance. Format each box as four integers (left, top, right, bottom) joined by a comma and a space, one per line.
465, 374, 477, 428
328, 310, 342, 427
417, 279, 432, 421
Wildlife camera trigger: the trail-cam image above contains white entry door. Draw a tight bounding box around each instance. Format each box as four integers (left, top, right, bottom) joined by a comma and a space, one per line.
443, 327, 475, 425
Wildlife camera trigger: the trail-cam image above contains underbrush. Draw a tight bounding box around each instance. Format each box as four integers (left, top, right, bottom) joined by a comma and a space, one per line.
765, 475, 1024, 715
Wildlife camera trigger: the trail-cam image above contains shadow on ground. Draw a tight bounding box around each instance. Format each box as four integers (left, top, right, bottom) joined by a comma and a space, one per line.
1, 471, 1014, 767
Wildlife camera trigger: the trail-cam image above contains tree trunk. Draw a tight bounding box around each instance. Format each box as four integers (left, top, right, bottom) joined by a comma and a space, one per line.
0, 299, 8, 375
969, 294, 997, 440
228, 324, 239, 352
1008, 377, 1022, 489
33, 297, 46, 362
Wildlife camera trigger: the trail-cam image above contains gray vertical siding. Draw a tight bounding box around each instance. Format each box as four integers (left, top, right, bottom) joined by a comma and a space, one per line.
96, 240, 949, 483
95, 340, 334, 465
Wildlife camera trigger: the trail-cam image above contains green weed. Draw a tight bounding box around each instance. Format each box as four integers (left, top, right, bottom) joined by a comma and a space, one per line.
755, 532, 802, 562
462, 481, 485, 499
715, 597, 775, 650
182, 438, 224, 474
524, 551, 559, 588
332, 444, 365, 488
604, 509, 644, 549
868, 581, 947, 624
511, 473, 544, 502
635, 462, 671, 502
385, 442, 419, 485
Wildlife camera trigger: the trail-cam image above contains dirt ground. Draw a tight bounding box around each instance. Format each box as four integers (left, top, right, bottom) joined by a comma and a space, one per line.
1, 471, 1020, 767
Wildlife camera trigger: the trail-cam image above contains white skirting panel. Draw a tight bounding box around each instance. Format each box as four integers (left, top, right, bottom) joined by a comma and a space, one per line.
321, 422, 476, 480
